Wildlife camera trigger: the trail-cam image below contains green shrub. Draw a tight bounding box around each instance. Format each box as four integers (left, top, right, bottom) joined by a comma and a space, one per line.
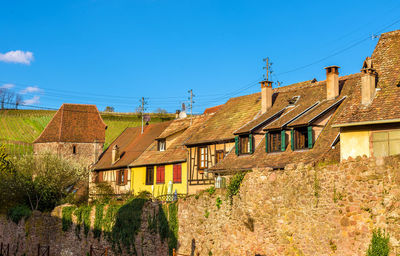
205, 186, 216, 196
367, 228, 390, 256
93, 204, 104, 239
62, 206, 76, 231
7, 205, 32, 224
227, 172, 246, 201
216, 197, 222, 209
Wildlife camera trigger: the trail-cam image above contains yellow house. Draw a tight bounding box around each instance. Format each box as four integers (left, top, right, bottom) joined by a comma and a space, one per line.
332, 30, 400, 161
130, 115, 211, 198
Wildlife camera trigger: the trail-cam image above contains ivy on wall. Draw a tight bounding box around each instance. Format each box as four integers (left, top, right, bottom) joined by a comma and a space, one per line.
61, 206, 76, 231
93, 204, 104, 239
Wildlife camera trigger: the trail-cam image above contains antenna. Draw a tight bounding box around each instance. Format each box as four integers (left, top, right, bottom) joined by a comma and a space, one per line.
263, 57, 273, 81
371, 34, 379, 40
139, 97, 148, 134
188, 89, 194, 125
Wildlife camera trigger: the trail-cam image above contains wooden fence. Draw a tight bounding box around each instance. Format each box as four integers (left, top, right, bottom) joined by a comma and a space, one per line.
0, 243, 9, 256
37, 244, 49, 256
89, 245, 108, 256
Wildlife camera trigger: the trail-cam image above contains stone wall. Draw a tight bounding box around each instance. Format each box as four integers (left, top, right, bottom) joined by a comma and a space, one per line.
177, 156, 400, 256
34, 142, 103, 166
0, 201, 168, 256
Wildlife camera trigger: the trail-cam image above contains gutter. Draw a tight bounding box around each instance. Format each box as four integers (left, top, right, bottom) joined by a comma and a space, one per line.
332, 118, 400, 128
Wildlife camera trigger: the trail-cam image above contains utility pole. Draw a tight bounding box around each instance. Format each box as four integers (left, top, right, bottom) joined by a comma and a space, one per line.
140, 97, 148, 134
188, 89, 194, 125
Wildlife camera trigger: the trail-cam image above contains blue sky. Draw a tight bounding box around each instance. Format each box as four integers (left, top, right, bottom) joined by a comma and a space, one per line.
1, 0, 400, 113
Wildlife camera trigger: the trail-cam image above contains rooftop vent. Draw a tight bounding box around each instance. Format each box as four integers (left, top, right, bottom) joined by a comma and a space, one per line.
287, 96, 300, 105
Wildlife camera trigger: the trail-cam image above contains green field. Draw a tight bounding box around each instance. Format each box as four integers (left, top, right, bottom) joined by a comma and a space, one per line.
0, 110, 173, 152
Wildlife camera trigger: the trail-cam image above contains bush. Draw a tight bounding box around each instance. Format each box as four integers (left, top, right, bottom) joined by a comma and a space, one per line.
7, 205, 32, 224
367, 228, 390, 256
62, 206, 76, 231
227, 172, 246, 199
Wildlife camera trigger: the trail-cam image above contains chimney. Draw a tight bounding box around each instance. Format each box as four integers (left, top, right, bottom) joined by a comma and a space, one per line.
361, 57, 376, 105
325, 66, 340, 100
112, 145, 119, 164
260, 80, 273, 114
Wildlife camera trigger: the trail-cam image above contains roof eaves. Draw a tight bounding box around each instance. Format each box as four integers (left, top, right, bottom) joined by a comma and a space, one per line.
234, 108, 287, 135
281, 101, 320, 128
332, 118, 400, 128
308, 97, 347, 125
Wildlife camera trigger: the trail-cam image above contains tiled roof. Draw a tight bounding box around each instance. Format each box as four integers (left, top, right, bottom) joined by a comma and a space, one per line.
34, 104, 106, 143
211, 73, 361, 171
185, 93, 262, 146
156, 118, 190, 139
131, 115, 211, 166
92, 121, 172, 171
203, 105, 223, 114
334, 30, 400, 125
288, 96, 347, 127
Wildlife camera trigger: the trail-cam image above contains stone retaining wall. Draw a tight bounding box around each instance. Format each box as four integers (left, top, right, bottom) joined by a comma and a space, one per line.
177, 156, 400, 256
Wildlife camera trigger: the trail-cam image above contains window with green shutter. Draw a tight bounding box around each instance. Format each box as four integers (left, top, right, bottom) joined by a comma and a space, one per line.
235, 136, 239, 155
307, 126, 313, 149
249, 134, 253, 154
281, 130, 286, 151
291, 129, 295, 151
265, 132, 269, 153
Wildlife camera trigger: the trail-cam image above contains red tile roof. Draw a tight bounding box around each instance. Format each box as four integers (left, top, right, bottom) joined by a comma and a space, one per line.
34, 104, 106, 143
92, 121, 172, 171
203, 105, 223, 114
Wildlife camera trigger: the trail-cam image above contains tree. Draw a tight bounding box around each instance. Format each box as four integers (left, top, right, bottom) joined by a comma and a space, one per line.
15, 94, 23, 109
104, 106, 115, 112
156, 108, 168, 114
9, 153, 88, 211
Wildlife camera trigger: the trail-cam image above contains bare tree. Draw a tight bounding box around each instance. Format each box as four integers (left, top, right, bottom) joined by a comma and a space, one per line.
5, 90, 15, 108
0, 88, 5, 109
15, 94, 23, 109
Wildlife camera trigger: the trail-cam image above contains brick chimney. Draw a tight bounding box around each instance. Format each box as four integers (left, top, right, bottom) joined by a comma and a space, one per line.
260, 80, 273, 114
325, 66, 340, 100
112, 144, 119, 164
361, 57, 376, 105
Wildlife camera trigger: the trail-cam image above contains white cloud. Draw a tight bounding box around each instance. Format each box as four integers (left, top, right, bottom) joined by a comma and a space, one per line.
0, 83, 15, 89
20, 86, 42, 94
23, 95, 40, 105
0, 50, 34, 65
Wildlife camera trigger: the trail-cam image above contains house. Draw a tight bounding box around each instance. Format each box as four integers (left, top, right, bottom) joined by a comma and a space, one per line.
333, 30, 400, 160
184, 93, 262, 192
130, 114, 211, 197
90, 121, 171, 196
33, 104, 106, 166
210, 29, 400, 173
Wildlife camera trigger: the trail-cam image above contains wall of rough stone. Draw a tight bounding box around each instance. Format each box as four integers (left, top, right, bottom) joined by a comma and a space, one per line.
34, 142, 103, 166
0, 201, 168, 256
177, 156, 400, 256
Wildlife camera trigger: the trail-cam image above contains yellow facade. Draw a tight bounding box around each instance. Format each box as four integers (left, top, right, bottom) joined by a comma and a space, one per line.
131, 162, 188, 197
340, 128, 370, 161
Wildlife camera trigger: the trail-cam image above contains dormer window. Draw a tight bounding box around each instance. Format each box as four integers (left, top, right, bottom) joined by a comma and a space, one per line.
288, 96, 300, 106
158, 139, 166, 151
292, 127, 313, 150
72, 145, 77, 154
235, 135, 253, 155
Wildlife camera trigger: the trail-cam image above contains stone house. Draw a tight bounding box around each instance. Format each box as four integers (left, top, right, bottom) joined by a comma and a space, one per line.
91, 121, 171, 196
33, 104, 106, 166
130, 114, 211, 197
333, 30, 400, 160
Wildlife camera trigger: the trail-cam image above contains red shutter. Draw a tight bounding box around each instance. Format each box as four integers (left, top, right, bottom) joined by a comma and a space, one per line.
99, 171, 103, 182
116, 170, 121, 185
157, 166, 165, 184
173, 164, 181, 183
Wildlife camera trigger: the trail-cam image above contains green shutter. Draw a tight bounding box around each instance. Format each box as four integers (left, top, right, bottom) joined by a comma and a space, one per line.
265, 132, 269, 153
291, 129, 295, 151
235, 136, 239, 155
249, 134, 253, 154
281, 130, 286, 152
308, 126, 313, 149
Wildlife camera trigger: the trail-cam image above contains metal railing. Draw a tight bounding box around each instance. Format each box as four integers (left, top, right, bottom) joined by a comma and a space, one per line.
37, 244, 49, 256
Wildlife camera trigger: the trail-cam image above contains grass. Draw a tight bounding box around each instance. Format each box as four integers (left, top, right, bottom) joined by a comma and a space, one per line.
0, 109, 174, 150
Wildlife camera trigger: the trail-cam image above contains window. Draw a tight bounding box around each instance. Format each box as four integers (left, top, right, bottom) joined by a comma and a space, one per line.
239, 135, 251, 154
293, 127, 312, 150
158, 139, 166, 151
269, 132, 282, 152
72, 145, 77, 154
372, 130, 400, 157
116, 169, 128, 185
173, 164, 182, 183
156, 166, 165, 184
216, 150, 224, 163
198, 146, 208, 170
94, 171, 103, 183
145, 166, 154, 185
